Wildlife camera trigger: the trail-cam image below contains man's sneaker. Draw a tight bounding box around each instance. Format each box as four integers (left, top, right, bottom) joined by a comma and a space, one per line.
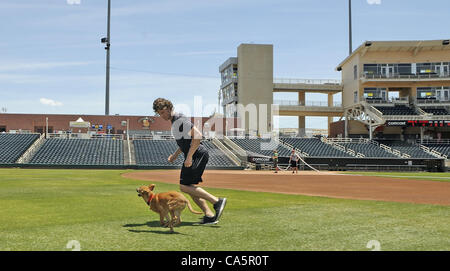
213, 198, 227, 221
198, 215, 218, 225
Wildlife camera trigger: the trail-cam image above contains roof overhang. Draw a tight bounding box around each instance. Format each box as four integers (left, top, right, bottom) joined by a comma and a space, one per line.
336, 39, 450, 71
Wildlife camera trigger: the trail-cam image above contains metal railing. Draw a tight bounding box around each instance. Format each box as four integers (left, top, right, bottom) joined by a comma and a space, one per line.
417, 139, 450, 144
416, 98, 450, 105
274, 78, 341, 85
417, 144, 447, 159
361, 72, 450, 80
363, 97, 409, 104
274, 100, 342, 107
383, 115, 450, 120
48, 133, 124, 140
131, 134, 175, 140
17, 133, 46, 164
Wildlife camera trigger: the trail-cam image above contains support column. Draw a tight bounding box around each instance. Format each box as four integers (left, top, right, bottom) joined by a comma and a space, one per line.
420, 126, 424, 144
298, 92, 305, 136
327, 93, 333, 134
298, 115, 305, 136
344, 109, 349, 138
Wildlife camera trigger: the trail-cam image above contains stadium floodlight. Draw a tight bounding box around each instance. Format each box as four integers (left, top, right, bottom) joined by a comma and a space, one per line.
348, 0, 352, 55
103, 0, 111, 116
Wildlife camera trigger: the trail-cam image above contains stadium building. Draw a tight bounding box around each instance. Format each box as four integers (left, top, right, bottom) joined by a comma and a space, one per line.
332, 39, 450, 143
219, 44, 342, 136
0, 40, 448, 172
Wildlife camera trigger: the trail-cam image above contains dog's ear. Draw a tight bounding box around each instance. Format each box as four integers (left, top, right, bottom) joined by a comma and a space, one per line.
148, 184, 155, 191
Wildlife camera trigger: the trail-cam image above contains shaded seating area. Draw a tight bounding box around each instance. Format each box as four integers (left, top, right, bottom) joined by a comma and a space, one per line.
375, 140, 435, 158
229, 138, 291, 157
339, 142, 398, 158
423, 143, 450, 157
280, 138, 352, 158
134, 140, 182, 166
0, 133, 40, 163
133, 139, 238, 167
374, 105, 417, 115
201, 140, 238, 167
421, 107, 449, 115
29, 138, 124, 165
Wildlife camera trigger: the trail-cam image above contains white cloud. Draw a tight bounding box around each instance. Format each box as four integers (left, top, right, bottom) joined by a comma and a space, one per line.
67, 0, 81, 5
367, 0, 381, 5
40, 98, 63, 107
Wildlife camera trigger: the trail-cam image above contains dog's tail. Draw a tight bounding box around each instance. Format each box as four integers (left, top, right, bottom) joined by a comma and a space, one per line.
179, 193, 203, 214
186, 199, 203, 215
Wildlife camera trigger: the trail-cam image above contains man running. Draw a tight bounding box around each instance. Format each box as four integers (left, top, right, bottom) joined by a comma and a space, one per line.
153, 98, 227, 225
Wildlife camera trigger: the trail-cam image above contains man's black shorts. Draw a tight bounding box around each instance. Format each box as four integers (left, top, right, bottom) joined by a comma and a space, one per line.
180, 149, 209, 185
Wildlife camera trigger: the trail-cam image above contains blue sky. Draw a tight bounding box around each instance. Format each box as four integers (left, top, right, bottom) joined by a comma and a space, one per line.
1, 0, 449, 129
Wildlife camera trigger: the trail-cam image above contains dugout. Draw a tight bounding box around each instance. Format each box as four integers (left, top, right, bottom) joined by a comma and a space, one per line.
303, 157, 445, 172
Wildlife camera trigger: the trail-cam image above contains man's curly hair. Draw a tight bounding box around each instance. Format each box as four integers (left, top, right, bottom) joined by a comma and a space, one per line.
152, 98, 173, 113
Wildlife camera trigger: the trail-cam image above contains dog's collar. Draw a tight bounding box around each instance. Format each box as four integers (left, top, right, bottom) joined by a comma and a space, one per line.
147, 193, 155, 206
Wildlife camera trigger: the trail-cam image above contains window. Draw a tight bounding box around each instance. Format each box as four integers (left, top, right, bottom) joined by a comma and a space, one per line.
416, 63, 435, 74
363, 64, 377, 75
354, 91, 358, 103
417, 87, 435, 99
354, 65, 358, 80
397, 63, 412, 75
364, 88, 387, 100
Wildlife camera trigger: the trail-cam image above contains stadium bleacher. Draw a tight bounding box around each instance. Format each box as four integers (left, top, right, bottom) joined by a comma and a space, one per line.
420, 107, 449, 115
0, 132, 446, 172
0, 133, 40, 164
229, 138, 291, 157
422, 143, 450, 157
134, 139, 182, 166
339, 142, 398, 158
201, 140, 238, 167
29, 138, 124, 165
374, 105, 418, 115
375, 140, 435, 159
280, 137, 353, 158
133, 139, 237, 167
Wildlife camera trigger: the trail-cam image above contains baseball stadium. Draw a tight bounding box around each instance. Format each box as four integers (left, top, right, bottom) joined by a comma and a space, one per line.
1, 39, 449, 252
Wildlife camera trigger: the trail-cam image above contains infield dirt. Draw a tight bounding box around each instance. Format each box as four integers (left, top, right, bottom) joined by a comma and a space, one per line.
122, 170, 450, 206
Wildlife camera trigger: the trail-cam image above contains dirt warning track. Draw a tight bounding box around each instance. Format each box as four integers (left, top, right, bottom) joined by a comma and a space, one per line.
122, 170, 450, 206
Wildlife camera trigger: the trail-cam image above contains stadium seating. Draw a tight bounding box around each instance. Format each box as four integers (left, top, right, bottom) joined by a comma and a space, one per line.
229, 138, 291, 157
374, 105, 417, 115
339, 142, 398, 158
201, 140, 238, 167
29, 138, 124, 165
134, 140, 182, 166
420, 107, 449, 115
0, 133, 40, 163
375, 140, 435, 158
422, 143, 450, 157
280, 137, 353, 157
133, 139, 237, 167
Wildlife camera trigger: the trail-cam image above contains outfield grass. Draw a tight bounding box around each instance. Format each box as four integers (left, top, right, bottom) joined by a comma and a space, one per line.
0, 168, 449, 251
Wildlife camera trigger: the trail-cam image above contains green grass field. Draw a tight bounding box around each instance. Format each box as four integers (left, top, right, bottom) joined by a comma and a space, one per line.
0, 168, 449, 251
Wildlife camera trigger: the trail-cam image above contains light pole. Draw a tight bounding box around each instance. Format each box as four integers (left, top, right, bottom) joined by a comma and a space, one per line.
348, 0, 352, 55
101, 0, 111, 115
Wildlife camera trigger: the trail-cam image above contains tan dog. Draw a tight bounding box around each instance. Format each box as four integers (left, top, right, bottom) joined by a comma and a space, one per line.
136, 184, 203, 232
